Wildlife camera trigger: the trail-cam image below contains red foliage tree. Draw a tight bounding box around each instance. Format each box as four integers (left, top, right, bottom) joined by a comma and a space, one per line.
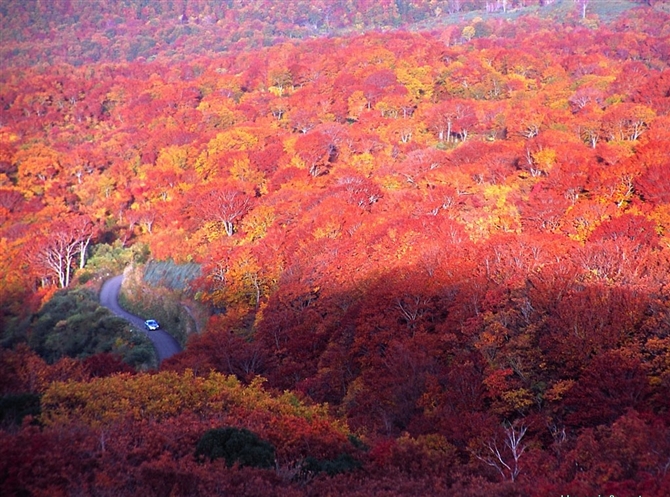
563, 351, 649, 427
294, 129, 337, 177
193, 183, 253, 236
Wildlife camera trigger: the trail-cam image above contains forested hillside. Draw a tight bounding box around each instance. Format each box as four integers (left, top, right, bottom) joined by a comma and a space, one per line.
3, 0, 670, 495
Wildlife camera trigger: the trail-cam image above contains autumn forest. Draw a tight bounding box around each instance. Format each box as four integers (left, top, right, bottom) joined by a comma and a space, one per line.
3, 0, 670, 495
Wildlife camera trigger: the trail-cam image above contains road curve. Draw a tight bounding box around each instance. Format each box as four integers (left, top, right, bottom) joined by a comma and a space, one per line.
100, 275, 182, 363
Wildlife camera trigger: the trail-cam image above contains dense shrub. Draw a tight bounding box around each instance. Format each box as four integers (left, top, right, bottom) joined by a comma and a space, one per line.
195, 427, 276, 469
27, 287, 155, 368
304, 453, 362, 476
0, 393, 41, 427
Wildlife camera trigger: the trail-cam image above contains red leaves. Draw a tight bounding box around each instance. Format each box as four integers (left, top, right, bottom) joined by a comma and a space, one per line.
164, 326, 269, 382
82, 353, 135, 378
541, 285, 648, 375
589, 213, 659, 247
563, 351, 648, 428
635, 146, 670, 204
362, 69, 399, 108
192, 182, 253, 236
425, 99, 477, 143
335, 175, 382, 210
0, 188, 24, 212
294, 130, 337, 177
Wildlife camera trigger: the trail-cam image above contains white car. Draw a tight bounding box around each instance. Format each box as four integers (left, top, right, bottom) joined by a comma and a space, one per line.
144, 319, 160, 331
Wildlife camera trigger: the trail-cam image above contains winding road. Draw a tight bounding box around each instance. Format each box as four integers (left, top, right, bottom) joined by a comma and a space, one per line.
100, 275, 182, 363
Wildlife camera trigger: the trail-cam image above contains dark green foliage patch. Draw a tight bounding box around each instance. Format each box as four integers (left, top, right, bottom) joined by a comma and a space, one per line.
195, 427, 276, 469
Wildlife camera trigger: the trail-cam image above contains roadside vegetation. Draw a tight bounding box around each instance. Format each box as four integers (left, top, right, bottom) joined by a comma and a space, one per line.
117, 263, 202, 347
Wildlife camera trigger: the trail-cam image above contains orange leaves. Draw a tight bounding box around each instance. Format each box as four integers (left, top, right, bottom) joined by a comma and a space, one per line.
505, 99, 545, 139
241, 205, 276, 242
198, 242, 282, 315
220, 247, 268, 308
601, 103, 656, 142
197, 93, 241, 130
14, 144, 63, 196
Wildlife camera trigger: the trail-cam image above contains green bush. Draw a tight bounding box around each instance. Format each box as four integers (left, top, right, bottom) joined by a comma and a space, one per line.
195, 427, 275, 469
123, 338, 156, 369
28, 287, 155, 369
77, 271, 95, 285
303, 453, 362, 476
85, 241, 150, 276
0, 393, 41, 426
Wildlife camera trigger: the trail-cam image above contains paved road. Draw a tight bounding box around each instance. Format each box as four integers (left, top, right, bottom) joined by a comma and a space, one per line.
100, 275, 182, 363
